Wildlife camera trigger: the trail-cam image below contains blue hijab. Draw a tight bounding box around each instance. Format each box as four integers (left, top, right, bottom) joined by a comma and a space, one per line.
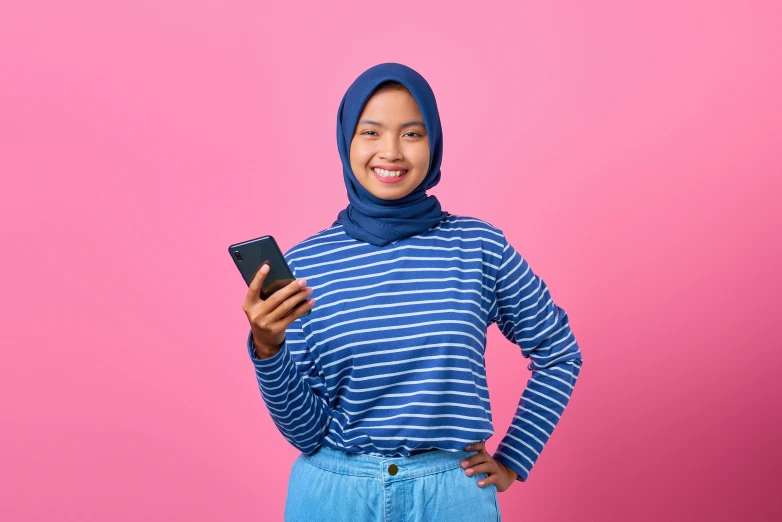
332, 63, 449, 246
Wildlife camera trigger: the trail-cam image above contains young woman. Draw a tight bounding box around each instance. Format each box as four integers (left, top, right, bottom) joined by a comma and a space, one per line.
241, 63, 583, 521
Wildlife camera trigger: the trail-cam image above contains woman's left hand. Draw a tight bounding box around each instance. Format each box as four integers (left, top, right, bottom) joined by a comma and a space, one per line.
460, 441, 518, 492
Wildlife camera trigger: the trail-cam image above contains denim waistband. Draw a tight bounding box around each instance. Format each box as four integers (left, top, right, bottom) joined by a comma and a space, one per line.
299, 445, 478, 483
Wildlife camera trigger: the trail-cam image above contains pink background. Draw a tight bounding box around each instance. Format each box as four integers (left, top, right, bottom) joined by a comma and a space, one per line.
2, 1, 781, 520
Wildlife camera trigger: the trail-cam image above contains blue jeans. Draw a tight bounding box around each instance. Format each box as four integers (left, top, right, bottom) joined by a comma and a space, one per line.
283, 445, 502, 521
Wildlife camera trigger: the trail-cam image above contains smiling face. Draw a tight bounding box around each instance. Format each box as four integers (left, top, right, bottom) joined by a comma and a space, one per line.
349, 84, 431, 200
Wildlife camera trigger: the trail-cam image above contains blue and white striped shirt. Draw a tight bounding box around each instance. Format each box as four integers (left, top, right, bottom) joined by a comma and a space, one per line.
246, 214, 583, 482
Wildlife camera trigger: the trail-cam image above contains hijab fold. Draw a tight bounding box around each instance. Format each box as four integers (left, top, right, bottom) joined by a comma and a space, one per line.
332, 63, 448, 246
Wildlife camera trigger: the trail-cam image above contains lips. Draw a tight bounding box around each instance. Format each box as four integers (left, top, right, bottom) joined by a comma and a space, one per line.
372, 168, 408, 184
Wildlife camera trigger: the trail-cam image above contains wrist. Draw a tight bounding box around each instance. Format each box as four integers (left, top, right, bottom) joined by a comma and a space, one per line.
499, 461, 518, 481
253, 336, 283, 359
254, 346, 280, 359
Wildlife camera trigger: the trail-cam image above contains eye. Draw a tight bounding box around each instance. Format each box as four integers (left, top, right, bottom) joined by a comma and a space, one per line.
361, 130, 378, 136
405, 132, 423, 137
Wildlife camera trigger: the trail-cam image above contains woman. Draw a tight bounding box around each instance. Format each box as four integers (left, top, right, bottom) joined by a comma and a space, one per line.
241, 63, 583, 521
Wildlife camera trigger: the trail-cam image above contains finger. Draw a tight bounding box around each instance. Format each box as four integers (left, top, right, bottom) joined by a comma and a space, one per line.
261, 277, 309, 315
460, 452, 488, 469
265, 285, 313, 323
274, 288, 315, 323
465, 462, 495, 477
246, 261, 271, 303
278, 296, 316, 329
476, 474, 496, 488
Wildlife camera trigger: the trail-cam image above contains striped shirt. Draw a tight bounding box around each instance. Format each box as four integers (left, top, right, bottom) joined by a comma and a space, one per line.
246, 214, 583, 482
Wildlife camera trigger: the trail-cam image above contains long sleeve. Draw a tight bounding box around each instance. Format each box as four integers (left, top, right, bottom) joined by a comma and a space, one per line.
488, 232, 583, 482
247, 316, 332, 454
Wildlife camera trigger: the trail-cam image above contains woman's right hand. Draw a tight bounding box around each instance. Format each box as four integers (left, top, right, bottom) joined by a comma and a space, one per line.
242, 262, 315, 357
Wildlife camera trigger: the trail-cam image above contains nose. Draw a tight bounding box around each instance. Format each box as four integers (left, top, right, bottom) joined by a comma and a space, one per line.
379, 135, 403, 161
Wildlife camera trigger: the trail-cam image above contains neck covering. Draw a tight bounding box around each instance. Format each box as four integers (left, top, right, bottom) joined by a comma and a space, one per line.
332, 63, 449, 246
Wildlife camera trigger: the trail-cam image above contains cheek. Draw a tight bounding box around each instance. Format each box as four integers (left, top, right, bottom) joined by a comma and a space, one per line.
412, 147, 431, 172
350, 143, 373, 168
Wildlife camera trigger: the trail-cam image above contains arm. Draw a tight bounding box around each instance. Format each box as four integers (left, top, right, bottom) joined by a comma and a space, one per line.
246, 314, 331, 454
488, 232, 583, 482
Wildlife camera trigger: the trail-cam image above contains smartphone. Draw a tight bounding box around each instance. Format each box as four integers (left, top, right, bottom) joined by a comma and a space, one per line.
228, 235, 311, 317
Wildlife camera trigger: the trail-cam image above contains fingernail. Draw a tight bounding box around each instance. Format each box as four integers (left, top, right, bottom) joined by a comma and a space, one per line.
260, 264, 269, 273
478, 481, 484, 486
460, 461, 468, 468
466, 469, 473, 475
298, 279, 307, 287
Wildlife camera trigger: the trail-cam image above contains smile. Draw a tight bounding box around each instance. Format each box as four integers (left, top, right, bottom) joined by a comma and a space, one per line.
372, 167, 408, 184
372, 167, 408, 177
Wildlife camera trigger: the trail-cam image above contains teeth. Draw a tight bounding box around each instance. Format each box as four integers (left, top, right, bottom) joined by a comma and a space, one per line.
373, 168, 408, 177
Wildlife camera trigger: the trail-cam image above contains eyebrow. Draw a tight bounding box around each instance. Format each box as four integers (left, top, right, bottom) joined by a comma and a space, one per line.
358, 119, 426, 129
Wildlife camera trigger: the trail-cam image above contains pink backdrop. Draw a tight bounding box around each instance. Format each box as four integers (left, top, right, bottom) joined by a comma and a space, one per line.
2, 1, 781, 520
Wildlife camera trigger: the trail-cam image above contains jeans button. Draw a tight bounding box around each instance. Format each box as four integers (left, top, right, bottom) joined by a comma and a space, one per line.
388, 464, 398, 475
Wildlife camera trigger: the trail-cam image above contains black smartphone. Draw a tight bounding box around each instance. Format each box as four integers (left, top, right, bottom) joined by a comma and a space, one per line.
228, 235, 311, 317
